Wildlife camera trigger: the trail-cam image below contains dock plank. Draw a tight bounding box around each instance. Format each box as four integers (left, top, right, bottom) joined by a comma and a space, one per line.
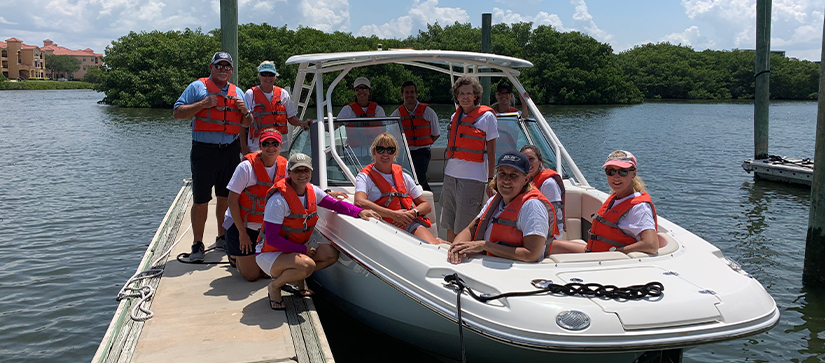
127, 195, 331, 363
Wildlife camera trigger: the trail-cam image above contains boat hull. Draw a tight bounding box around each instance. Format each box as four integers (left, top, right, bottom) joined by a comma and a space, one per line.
312, 251, 667, 363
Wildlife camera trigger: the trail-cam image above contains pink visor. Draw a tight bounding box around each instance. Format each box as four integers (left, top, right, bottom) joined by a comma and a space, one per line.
259, 130, 282, 143
602, 150, 637, 169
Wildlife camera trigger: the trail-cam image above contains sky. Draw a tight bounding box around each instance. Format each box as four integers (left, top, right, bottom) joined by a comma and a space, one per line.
1, 0, 823, 61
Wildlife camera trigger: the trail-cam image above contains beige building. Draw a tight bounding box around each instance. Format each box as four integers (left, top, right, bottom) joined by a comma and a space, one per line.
41, 39, 103, 80
1, 37, 46, 80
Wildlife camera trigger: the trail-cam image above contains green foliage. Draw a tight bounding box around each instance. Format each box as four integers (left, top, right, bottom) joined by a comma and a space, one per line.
96, 22, 819, 108
45, 54, 81, 75
0, 80, 94, 90
82, 66, 104, 84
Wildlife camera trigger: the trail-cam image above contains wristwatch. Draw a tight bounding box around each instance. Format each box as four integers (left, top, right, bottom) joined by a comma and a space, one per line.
413, 208, 419, 217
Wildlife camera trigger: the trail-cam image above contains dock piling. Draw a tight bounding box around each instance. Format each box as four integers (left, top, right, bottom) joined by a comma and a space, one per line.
754, 0, 772, 160
220, 0, 239, 85
802, 13, 825, 286
481, 13, 492, 104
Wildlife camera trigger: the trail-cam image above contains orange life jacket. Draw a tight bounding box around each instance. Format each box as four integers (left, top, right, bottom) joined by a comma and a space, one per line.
193, 77, 242, 135
361, 163, 431, 228
238, 152, 288, 225
586, 192, 657, 252
348, 102, 378, 117
259, 179, 318, 252
250, 86, 288, 139
446, 105, 494, 162
398, 103, 433, 147
532, 168, 566, 232
473, 189, 558, 258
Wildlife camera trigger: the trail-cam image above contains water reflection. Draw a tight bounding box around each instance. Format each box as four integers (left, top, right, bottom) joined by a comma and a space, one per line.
786, 287, 825, 360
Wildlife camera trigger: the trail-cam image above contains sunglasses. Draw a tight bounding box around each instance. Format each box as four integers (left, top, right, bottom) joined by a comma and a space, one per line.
354, 86, 370, 91
213, 64, 232, 70
259, 72, 276, 77
605, 168, 635, 176
261, 140, 281, 148
375, 146, 396, 154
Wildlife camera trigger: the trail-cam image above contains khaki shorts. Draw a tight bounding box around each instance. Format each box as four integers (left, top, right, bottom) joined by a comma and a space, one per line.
440, 175, 486, 233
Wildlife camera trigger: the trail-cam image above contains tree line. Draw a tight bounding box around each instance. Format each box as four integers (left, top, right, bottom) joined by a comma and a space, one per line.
95, 22, 820, 108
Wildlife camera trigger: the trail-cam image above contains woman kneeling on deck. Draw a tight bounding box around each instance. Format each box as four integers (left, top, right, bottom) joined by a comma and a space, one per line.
551, 150, 659, 255
448, 151, 558, 264
224, 128, 287, 281
257, 153, 380, 310
354, 133, 439, 244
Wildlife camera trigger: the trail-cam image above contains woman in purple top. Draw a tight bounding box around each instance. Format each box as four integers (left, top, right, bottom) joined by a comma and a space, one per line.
257, 153, 380, 310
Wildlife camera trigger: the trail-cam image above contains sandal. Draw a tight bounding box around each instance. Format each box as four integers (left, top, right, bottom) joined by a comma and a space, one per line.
228, 256, 237, 268
282, 284, 314, 296
269, 292, 286, 310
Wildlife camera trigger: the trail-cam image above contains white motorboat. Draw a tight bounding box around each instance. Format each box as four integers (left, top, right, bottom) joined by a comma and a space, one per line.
282, 50, 780, 362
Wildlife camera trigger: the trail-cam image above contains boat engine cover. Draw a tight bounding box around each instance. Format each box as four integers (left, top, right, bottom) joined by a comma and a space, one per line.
557, 266, 722, 330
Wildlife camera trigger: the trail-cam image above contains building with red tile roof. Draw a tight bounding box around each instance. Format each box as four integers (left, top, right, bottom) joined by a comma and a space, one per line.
41, 39, 103, 80
1, 37, 46, 80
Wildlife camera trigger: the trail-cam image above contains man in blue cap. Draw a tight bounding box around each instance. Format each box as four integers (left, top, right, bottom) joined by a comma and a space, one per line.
173, 51, 254, 262
240, 60, 311, 154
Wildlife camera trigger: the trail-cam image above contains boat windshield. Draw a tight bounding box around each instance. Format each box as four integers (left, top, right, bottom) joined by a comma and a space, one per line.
289, 117, 415, 186
490, 114, 561, 172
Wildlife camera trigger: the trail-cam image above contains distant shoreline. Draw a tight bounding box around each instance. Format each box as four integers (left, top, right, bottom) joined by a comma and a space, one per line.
0, 80, 95, 91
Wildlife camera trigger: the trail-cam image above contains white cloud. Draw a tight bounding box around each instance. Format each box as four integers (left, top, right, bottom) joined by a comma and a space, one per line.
356, 0, 468, 39
0, 17, 17, 25
491, 7, 567, 30
570, 0, 612, 42
661, 25, 716, 49
301, 0, 350, 32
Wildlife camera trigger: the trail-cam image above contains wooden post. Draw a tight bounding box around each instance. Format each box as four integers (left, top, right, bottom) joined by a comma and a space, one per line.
220, 0, 239, 85
802, 14, 825, 286
754, 0, 771, 160
481, 13, 492, 105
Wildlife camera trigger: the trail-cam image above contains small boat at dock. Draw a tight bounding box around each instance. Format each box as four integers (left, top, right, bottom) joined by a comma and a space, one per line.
282, 50, 780, 362
743, 155, 814, 186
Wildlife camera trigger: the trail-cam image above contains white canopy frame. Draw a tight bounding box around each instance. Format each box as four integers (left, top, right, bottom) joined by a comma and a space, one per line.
286, 50, 588, 189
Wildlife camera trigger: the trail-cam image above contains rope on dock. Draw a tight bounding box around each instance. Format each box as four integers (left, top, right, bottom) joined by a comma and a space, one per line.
115, 224, 191, 321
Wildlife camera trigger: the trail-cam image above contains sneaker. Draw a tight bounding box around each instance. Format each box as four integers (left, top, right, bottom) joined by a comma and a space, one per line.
189, 241, 205, 262
215, 235, 226, 251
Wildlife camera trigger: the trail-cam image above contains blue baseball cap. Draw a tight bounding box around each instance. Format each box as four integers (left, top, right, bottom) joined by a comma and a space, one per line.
496, 151, 530, 174
211, 51, 233, 66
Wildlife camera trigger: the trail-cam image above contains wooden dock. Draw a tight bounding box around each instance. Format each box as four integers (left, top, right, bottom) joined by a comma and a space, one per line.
92, 180, 335, 363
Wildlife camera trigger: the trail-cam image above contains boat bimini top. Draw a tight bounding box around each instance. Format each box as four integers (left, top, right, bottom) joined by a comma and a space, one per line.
284, 49, 588, 189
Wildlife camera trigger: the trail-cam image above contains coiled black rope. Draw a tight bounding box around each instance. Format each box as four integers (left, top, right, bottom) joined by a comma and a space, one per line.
443, 273, 664, 362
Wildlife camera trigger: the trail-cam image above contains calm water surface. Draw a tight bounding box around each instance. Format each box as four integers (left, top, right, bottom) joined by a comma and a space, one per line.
0, 90, 821, 362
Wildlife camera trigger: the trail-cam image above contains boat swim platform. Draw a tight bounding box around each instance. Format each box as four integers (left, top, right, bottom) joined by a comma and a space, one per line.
742, 156, 814, 186
92, 179, 335, 363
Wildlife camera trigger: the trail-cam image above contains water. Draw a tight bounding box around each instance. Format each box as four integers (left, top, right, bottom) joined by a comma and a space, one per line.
0, 90, 821, 362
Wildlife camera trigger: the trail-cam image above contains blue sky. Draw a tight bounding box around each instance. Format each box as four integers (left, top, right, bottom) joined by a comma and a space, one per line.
1, 0, 823, 60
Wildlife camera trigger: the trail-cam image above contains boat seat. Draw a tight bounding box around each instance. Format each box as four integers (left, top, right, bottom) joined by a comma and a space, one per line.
427, 147, 446, 184
420, 190, 438, 237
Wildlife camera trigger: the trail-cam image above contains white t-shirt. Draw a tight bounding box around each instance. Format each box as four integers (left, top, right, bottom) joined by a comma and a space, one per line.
389, 102, 440, 150
444, 109, 499, 182
355, 168, 423, 203
476, 197, 549, 242
538, 177, 564, 239
223, 158, 288, 231
244, 87, 298, 152
263, 183, 328, 224
610, 192, 656, 238
337, 103, 386, 118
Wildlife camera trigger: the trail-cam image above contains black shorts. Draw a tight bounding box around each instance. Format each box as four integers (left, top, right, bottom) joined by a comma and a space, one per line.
225, 224, 261, 257
190, 139, 241, 204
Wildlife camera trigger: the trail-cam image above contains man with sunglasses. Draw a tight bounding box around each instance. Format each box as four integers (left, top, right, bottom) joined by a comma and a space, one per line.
223, 129, 288, 281
337, 77, 386, 118
240, 61, 311, 154
390, 81, 440, 191
173, 51, 254, 262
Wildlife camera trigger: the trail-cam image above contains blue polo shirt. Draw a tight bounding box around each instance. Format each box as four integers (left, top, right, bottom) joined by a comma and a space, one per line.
174, 77, 245, 145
